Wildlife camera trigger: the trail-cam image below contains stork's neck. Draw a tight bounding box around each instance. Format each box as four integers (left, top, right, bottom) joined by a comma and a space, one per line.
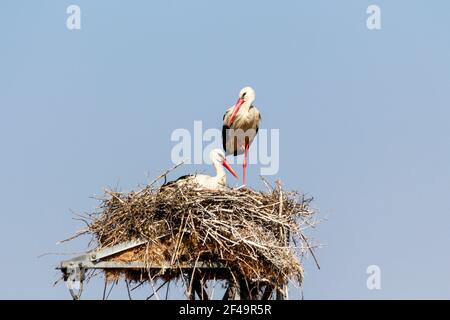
212, 161, 227, 185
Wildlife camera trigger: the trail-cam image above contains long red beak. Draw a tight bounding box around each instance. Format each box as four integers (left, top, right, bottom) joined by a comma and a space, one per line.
222, 160, 239, 179
227, 98, 245, 126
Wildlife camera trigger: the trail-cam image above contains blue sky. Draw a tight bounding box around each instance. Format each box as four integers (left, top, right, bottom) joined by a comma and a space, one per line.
1, 0, 450, 299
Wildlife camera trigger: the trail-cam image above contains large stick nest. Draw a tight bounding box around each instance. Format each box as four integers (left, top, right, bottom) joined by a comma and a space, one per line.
76, 176, 318, 287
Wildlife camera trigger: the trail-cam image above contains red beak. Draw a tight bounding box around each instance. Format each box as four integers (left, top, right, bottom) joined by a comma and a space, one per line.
227, 98, 245, 126
222, 160, 239, 179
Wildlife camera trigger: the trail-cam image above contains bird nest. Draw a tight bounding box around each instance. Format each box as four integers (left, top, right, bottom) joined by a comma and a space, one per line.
71, 175, 319, 289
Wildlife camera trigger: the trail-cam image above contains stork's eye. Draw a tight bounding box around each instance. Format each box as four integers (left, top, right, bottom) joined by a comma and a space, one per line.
242, 92, 247, 98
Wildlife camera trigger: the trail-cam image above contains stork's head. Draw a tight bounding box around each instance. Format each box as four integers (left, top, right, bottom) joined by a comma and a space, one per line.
210, 149, 239, 179
239, 86, 256, 103
227, 86, 256, 126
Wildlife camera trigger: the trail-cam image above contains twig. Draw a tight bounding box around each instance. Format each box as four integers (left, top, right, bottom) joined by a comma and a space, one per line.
301, 234, 321, 270
125, 280, 132, 300
146, 279, 169, 300
149, 160, 186, 187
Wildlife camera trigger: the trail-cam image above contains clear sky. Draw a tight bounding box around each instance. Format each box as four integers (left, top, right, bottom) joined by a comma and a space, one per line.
1, 0, 450, 299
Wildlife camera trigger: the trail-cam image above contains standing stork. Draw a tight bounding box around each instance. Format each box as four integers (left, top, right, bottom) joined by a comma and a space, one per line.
222, 86, 261, 186
162, 149, 239, 190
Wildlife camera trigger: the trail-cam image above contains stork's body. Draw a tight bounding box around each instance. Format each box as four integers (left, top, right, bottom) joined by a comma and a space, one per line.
162, 149, 238, 191
222, 87, 261, 185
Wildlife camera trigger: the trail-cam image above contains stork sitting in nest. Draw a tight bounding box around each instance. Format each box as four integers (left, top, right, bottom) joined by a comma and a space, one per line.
162, 149, 239, 191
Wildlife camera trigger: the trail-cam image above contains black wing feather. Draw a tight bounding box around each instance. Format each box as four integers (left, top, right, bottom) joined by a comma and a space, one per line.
161, 175, 194, 188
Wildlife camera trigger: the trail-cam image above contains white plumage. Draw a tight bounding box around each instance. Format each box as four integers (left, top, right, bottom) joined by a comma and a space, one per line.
162, 149, 238, 191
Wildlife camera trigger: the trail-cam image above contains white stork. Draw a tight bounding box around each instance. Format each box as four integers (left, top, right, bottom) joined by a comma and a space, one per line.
222, 86, 261, 185
162, 149, 238, 190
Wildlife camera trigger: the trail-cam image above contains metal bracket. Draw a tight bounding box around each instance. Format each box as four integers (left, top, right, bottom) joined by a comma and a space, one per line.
89, 239, 148, 261
58, 239, 147, 300
57, 239, 228, 300
65, 262, 85, 300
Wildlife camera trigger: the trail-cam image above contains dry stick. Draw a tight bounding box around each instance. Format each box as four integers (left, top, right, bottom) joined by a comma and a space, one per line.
143, 243, 160, 300
102, 280, 108, 300
171, 212, 187, 265
147, 273, 161, 300
209, 275, 217, 300
198, 275, 209, 301
105, 191, 125, 204
71, 214, 91, 228
105, 281, 116, 300
38, 251, 92, 258
188, 253, 202, 300
227, 270, 240, 300
176, 265, 189, 298
180, 272, 191, 300
188, 272, 195, 300
301, 233, 321, 270
149, 160, 186, 187
165, 281, 170, 300
277, 180, 288, 300
146, 279, 170, 300
260, 175, 274, 193
125, 280, 132, 300
131, 280, 146, 291
57, 229, 89, 244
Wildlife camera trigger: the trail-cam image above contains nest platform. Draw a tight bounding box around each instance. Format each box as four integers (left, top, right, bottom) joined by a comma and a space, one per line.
58, 178, 318, 300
